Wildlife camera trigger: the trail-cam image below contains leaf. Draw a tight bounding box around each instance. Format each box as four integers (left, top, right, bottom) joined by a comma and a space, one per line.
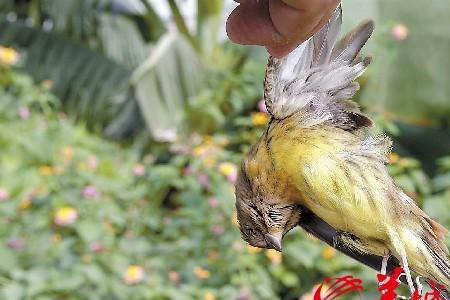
197, 0, 224, 54
1, 282, 23, 300
394, 174, 416, 192
284, 239, 321, 269
433, 173, 450, 191
78, 265, 105, 284
0, 20, 134, 133
410, 169, 431, 195
423, 194, 450, 225
131, 31, 205, 142
76, 221, 104, 243
51, 272, 85, 291
0, 245, 18, 271
97, 13, 150, 68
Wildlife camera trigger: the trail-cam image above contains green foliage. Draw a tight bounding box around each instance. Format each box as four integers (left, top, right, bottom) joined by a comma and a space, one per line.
0, 0, 257, 143
0, 21, 134, 133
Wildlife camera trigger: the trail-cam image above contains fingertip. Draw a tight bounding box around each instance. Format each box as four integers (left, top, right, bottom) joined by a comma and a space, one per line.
226, 5, 246, 44
226, 0, 285, 46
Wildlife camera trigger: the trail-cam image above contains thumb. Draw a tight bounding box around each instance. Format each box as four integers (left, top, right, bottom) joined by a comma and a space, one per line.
226, 0, 285, 47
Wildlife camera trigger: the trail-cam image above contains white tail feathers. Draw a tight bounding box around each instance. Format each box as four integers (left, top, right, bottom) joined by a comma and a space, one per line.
264, 5, 374, 127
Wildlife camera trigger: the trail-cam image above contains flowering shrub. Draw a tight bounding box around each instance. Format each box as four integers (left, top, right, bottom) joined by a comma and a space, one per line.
0, 60, 448, 300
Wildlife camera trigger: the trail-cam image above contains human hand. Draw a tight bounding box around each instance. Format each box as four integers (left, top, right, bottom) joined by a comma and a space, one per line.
226, 0, 340, 58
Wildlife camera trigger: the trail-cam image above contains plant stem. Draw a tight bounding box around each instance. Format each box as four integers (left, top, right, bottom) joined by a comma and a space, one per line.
166, 0, 199, 51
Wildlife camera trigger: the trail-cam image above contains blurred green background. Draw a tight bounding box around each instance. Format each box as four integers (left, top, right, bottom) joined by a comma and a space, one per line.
0, 0, 449, 299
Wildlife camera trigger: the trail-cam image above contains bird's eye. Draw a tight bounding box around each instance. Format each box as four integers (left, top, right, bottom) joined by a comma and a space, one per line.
247, 228, 259, 237
268, 209, 283, 222
267, 204, 295, 223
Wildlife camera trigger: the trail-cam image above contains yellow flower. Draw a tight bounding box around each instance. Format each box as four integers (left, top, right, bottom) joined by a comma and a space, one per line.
202, 156, 216, 168
398, 158, 415, 168
193, 266, 210, 279
123, 265, 145, 285
81, 254, 92, 263
0, 47, 19, 65
41, 80, 53, 89
322, 246, 336, 260
203, 135, 213, 145
246, 245, 262, 254
103, 219, 115, 233
266, 249, 282, 264
51, 234, 62, 243
218, 162, 238, 183
19, 197, 32, 210
54, 206, 78, 226
204, 292, 216, 300
388, 152, 400, 164
39, 165, 55, 176
33, 185, 48, 195
218, 162, 237, 177
251, 112, 269, 126
217, 136, 229, 147
61, 146, 74, 161
192, 144, 209, 157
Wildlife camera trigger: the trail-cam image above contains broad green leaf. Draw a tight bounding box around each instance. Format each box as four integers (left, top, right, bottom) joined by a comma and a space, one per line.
131, 31, 205, 142
76, 221, 104, 243
1, 282, 23, 300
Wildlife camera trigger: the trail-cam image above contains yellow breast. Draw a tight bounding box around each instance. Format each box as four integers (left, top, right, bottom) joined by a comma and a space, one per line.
269, 121, 388, 239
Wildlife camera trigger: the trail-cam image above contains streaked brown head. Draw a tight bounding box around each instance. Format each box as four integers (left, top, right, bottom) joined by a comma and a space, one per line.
235, 158, 300, 252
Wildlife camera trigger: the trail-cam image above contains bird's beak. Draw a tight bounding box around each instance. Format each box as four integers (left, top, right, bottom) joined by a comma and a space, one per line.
264, 232, 282, 252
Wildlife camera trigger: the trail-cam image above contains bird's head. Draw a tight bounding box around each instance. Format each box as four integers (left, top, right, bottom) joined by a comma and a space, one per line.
235, 161, 300, 252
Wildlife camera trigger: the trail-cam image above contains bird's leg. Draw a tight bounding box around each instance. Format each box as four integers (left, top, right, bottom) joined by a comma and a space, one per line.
381, 253, 389, 275
415, 276, 423, 296
378, 253, 391, 287
393, 276, 423, 300
400, 253, 416, 294
387, 229, 416, 295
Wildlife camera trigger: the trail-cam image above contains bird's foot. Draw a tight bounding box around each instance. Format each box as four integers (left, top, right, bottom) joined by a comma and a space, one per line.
381, 253, 389, 275
415, 276, 423, 296
377, 253, 391, 287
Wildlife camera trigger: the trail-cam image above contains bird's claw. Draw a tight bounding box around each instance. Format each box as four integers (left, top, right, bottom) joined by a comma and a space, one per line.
415, 276, 423, 296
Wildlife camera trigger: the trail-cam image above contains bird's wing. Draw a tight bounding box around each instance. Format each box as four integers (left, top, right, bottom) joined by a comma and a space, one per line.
297, 206, 450, 300
264, 5, 373, 131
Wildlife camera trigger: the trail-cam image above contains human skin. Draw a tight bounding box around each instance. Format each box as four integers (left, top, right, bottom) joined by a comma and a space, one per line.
226, 0, 340, 57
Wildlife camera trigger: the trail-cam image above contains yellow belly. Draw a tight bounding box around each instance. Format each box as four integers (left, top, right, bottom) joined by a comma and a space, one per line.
301, 194, 386, 241
270, 126, 390, 242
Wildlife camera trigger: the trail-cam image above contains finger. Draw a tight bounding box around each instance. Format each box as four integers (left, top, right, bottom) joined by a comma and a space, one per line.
226, 0, 339, 57
270, 0, 339, 43
266, 3, 337, 57
226, 0, 285, 46
280, 0, 337, 12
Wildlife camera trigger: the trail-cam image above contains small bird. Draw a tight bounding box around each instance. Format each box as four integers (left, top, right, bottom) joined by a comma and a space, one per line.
235, 5, 450, 295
